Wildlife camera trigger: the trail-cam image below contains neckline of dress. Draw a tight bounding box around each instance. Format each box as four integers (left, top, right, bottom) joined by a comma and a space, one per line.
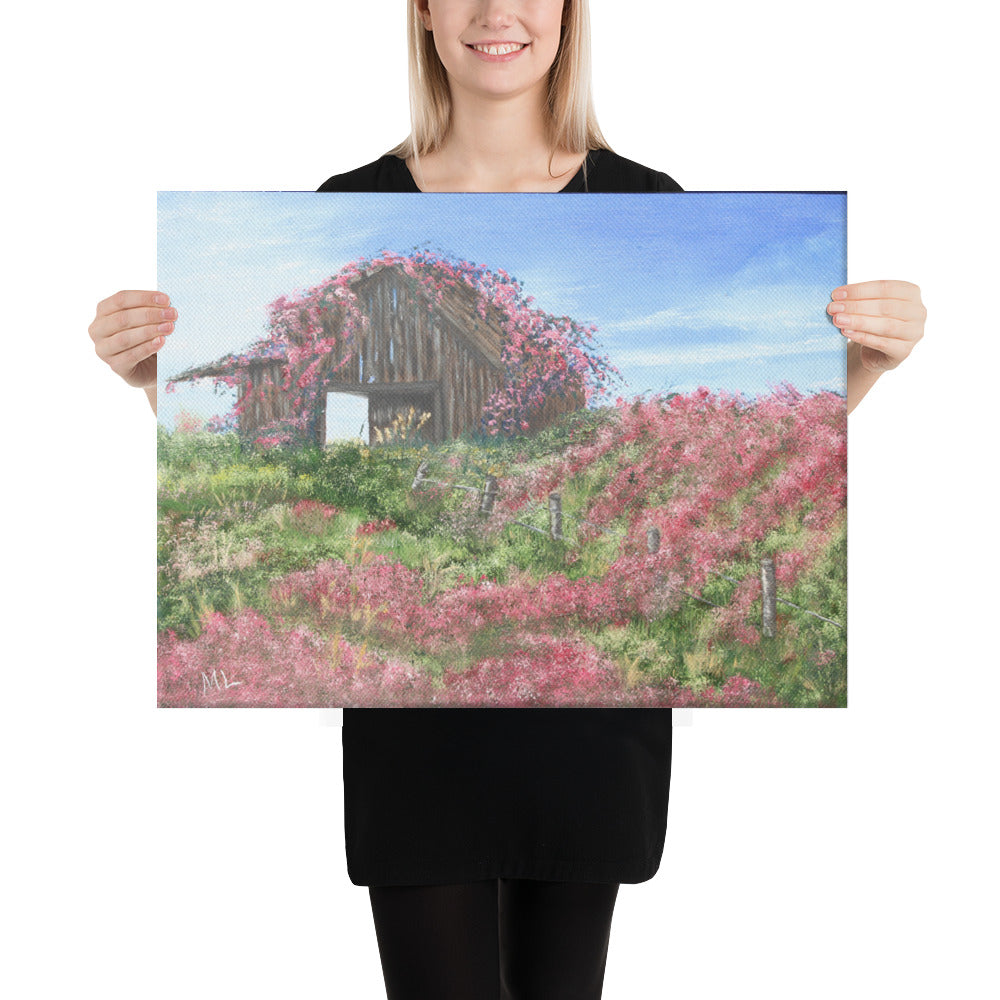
394, 150, 596, 193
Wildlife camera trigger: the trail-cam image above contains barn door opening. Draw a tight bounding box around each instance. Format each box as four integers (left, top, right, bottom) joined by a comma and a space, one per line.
325, 390, 369, 446
369, 387, 440, 446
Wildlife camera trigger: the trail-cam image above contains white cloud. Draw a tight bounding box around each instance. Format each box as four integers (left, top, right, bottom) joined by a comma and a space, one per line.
604, 307, 826, 334
621, 335, 840, 367
602, 282, 833, 335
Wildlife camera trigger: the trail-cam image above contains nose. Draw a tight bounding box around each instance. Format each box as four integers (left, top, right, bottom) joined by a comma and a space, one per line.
477, 1, 516, 31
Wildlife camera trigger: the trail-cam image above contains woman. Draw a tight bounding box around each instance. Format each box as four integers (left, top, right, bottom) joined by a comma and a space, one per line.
90, 2, 925, 997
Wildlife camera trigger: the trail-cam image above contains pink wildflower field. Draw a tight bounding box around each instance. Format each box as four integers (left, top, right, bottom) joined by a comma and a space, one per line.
158, 386, 845, 709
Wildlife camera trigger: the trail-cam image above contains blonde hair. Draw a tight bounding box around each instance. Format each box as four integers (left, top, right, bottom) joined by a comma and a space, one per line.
386, 0, 612, 179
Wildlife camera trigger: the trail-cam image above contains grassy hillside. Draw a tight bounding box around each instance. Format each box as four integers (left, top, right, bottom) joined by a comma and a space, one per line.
157, 388, 846, 708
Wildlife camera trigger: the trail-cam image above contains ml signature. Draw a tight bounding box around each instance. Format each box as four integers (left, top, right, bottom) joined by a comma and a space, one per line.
202, 670, 242, 695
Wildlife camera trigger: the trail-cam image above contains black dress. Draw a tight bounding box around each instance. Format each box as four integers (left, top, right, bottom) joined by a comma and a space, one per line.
318, 149, 683, 887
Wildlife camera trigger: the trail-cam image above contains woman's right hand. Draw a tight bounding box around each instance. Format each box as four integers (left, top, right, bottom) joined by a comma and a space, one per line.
89, 290, 176, 390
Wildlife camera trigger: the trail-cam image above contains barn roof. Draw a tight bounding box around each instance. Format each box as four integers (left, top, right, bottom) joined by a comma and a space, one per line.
170, 341, 289, 382
168, 258, 509, 385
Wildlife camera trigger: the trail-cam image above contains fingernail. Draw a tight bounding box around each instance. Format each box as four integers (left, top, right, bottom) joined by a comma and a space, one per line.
157, 322, 174, 333
154, 293, 168, 305
828, 302, 845, 314
832, 288, 847, 300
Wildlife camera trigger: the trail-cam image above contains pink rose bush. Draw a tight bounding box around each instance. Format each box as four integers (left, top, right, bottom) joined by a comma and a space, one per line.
356, 518, 397, 536
165, 248, 621, 448
289, 499, 340, 534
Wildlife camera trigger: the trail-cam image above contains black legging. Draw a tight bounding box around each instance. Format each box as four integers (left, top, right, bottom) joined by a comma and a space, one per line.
368, 878, 621, 1000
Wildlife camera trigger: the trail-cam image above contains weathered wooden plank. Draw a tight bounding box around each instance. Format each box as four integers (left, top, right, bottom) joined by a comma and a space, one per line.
354, 380, 440, 395
398, 282, 411, 381
371, 284, 381, 380
398, 283, 408, 381
459, 347, 468, 432
761, 558, 777, 638
379, 280, 389, 381
447, 336, 457, 437
433, 381, 444, 443
647, 527, 660, 554
369, 291, 379, 381
467, 350, 474, 429
386, 280, 396, 382
413, 307, 423, 381
549, 493, 563, 541
411, 298, 420, 382
434, 295, 505, 371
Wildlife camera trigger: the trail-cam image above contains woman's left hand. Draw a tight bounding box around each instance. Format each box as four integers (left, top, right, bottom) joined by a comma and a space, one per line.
827, 280, 926, 372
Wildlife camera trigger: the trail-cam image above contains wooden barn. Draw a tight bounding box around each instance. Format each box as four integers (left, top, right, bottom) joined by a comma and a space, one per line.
170, 260, 586, 447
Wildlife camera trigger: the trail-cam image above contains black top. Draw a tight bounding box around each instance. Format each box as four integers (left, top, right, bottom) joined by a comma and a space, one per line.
318, 147, 682, 195
319, 149, 682, 886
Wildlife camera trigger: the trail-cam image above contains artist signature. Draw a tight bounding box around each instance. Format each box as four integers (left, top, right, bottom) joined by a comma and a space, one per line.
201, 670, 242, 695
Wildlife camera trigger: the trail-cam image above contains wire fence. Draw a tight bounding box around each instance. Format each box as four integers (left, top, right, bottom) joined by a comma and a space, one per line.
411, 460, 844, 637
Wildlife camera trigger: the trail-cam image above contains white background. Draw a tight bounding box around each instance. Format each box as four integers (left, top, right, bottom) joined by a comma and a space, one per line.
3, 2, 997, 998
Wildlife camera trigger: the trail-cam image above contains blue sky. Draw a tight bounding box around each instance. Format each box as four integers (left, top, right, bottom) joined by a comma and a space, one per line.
158, 191, 845, 441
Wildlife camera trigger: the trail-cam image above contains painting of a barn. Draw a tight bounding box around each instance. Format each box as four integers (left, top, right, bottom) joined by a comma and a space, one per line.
158, 192, 848, 710
169, 259, 586, 448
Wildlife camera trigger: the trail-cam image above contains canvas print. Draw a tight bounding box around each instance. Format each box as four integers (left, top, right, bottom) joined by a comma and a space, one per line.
157, 192, 846, 709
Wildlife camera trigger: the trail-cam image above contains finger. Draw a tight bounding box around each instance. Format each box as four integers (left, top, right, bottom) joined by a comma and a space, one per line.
107, 332, 166, 378
830, 313, 919, 340
836, 325, 905, 358
90, 304, 177, 344
833, 313, 907, 340
94, 319, 174, 362
831, 279, 920, 302
827, 297, 926, 322
94, 289, 170, 320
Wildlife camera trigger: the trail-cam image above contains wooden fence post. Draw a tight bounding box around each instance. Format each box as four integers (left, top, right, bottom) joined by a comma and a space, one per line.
412, 460, 428, 491
761, 557, 776, 637
646, 526, 665, 600
646, 526, 660, 554
480, 474, 498, 515
549, 493, 563, 541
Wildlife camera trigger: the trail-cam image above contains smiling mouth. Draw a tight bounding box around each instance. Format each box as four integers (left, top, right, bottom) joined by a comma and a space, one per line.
467, 42, 529, 56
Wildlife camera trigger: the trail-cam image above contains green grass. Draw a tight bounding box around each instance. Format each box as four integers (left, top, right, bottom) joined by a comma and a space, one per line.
157, 418, 846, 706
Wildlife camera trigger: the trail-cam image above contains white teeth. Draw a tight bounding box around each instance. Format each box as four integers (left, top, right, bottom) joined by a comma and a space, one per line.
472, 43, 526, 56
